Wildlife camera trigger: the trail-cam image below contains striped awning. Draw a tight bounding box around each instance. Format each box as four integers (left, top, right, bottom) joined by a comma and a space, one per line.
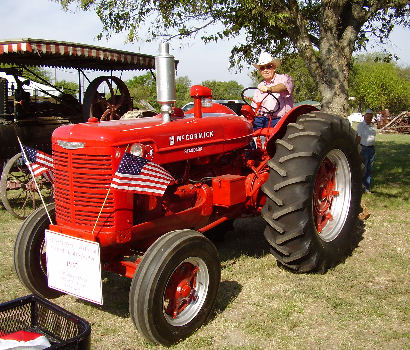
0, 38, 157, 71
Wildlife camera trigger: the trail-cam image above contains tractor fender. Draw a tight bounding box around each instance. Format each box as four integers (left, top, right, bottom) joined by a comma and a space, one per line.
265, 104, 319, 157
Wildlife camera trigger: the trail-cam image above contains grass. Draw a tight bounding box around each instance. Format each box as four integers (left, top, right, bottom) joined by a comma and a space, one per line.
0, 132, 409, 349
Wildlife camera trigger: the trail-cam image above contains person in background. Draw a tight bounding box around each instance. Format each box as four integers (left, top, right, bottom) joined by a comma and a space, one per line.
357, 109, 376, 193
252, 52, 294, 130
376, 111, 382, 128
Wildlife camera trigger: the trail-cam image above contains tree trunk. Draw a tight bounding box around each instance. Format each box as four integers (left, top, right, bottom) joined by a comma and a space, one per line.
317, 61, 350, 116
288, 1, 355, 117
296, 39, 351, 116
314, 3, 355, 116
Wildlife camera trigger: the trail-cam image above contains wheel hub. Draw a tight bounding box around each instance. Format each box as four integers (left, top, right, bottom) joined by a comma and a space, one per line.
313, 157, 338, 233
311, 149, 352, 242
164, 262, 199, 319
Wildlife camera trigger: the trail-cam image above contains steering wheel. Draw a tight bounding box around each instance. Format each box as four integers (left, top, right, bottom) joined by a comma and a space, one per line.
241, 87, 281, 116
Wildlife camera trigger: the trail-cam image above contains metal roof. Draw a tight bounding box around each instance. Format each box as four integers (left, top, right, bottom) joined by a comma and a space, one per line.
0, 38, 157, 71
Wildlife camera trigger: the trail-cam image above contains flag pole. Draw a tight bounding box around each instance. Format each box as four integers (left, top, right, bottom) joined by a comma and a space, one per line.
91, 187, 111, 236
17, 137, 54, 224
91, 144, 130, 236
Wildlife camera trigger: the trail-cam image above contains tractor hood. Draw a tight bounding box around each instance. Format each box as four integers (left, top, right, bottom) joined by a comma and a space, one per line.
52, 114, 253, 164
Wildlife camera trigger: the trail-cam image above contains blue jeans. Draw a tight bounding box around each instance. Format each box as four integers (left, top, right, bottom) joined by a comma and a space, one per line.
253, 116, 280, 130
361, 145, 375, 191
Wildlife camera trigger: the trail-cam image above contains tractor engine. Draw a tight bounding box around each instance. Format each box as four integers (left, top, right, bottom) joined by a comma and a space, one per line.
49, 43, 256, 258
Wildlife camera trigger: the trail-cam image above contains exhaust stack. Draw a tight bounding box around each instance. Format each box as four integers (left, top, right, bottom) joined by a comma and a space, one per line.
155, 42, 176, 123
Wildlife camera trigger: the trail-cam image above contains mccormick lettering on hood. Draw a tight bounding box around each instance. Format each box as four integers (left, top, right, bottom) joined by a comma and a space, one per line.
169, 131, 214, 145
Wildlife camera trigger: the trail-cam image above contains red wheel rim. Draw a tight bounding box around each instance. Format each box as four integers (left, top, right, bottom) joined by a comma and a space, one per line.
313, 157, 339, 233
162, 257, 209, 326
164, 262, 199, 319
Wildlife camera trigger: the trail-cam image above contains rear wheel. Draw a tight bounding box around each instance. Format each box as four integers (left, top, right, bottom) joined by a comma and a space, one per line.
261, 112, 362, 273
14, 203, 62, 298
129, 229, 220, 346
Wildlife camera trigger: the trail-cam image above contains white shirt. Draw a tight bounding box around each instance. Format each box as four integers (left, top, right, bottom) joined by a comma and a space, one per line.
357, 121, 376, 146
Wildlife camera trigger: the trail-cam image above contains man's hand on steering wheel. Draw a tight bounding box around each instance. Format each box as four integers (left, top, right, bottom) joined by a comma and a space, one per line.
257, 83, 270, 93
241, 87, 281, 116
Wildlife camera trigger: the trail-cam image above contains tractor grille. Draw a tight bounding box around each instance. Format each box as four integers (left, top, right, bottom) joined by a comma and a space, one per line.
53, 150, 115, 228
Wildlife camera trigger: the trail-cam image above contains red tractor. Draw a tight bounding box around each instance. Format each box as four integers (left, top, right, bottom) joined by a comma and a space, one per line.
14, 43, 362, 346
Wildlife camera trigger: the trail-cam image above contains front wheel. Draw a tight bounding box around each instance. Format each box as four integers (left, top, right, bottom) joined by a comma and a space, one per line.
14, 203, 63, 298
129, 230, 220, 346
261, 112, 363, 273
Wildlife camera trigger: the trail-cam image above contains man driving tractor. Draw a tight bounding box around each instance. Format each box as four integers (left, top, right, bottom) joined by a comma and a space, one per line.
251, 52, 294, 130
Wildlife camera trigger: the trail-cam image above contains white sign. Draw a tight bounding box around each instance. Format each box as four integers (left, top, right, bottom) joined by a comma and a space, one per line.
45, 230, 103, 305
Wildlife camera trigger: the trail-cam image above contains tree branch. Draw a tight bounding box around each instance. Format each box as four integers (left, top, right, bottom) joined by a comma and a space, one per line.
166, 19, 216, 40
287, 0, 323, 78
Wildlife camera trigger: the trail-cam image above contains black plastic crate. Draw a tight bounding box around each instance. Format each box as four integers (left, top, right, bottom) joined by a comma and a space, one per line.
0, 294, 91, 349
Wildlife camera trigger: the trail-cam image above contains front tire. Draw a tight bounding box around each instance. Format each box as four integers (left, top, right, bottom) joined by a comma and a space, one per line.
261, 112, 362, 273
129, 230, 220, 346
14, 203, 63, 298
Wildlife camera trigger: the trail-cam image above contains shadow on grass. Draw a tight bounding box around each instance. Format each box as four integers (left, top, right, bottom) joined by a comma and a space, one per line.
208, 280, 242, 323
78, 271, 243, 324
76, 216, 263, 319
354, 216, 366, 253
76, 212, 365, 318
215, 216, 270, 263
366, 188, 407, 202
77, 271, 131, 318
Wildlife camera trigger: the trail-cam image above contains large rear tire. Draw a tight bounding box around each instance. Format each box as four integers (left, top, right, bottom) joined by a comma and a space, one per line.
14, 203, 63, 298
261, 112, 362, 273
129, 229, 220, 346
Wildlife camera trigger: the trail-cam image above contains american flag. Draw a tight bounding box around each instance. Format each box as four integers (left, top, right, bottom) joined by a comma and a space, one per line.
111, 152, 174, 196
22, 145, 54, 183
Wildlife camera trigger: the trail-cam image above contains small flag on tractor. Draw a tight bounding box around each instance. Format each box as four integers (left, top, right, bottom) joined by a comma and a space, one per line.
22, 145, 54, 183
111, 152, 174, 196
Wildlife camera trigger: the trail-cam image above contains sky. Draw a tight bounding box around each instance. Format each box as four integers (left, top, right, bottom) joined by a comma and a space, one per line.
1, 0, 409, 88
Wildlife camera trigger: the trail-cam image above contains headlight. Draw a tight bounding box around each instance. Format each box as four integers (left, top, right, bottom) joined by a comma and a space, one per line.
129, 143, 146, 157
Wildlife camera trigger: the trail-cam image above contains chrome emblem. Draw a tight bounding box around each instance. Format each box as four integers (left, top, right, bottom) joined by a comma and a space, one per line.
57, 140, 85, 149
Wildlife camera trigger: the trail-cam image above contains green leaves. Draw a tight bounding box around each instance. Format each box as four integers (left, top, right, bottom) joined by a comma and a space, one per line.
279, 53, 321, 103
55, 0, 410, 114
201, 80, 244, 100
54, 80, 79, 97
125, 73, 192, 109
126, 72, 158, 109
349, 57, 410, 113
